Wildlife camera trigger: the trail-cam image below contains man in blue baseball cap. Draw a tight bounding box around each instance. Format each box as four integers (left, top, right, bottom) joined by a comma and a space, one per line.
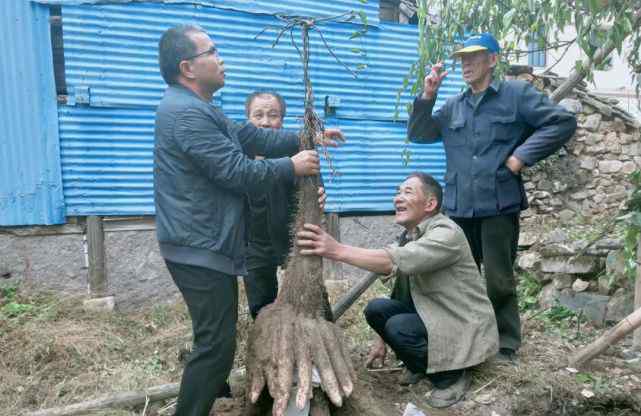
408, 32, 577, 366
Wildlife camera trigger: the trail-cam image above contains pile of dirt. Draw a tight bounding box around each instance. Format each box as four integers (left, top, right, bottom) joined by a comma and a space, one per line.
1, 280, 640, 416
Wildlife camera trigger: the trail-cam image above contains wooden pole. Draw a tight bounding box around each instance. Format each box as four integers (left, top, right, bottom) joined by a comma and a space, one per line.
86, 215, 107, 297
634, 236, 641, 349
568, 307, 641, 368
322, 213, 343, 281
24, 368, 246, 416
331, 271, 379, 320
25, 383, 179, 416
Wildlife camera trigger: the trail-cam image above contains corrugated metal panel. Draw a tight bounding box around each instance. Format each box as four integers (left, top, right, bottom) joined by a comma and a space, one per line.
60, 3, 463, 119
318, 119, 446, 212
36, 0, 379, 25
58, 106, 155, 215
59, 2, 458, 215
201, 0, 380, 25
0, 2, 65, 225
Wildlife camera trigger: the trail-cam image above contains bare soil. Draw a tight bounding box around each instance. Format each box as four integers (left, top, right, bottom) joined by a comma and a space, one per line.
1, 279, 640, 416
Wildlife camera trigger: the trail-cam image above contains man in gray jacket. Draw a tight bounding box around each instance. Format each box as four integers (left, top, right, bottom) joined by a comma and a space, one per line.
408, 33, 576, 362
154, 25, 343, 416
296, 173, 498, 408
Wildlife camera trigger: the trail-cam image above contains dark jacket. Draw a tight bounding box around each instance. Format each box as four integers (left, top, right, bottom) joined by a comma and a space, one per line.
246, 174, 297, 269
408, 80, 577, 218
154, 85, 299, 276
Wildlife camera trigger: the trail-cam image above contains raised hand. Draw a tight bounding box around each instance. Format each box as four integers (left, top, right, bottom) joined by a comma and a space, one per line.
422, 62, 449, 100
315, 127, 345, 148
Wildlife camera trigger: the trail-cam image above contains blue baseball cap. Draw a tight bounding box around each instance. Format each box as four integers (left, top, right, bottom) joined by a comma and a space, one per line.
452, 33, 500, 57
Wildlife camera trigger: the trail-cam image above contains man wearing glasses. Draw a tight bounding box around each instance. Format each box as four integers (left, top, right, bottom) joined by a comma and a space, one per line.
154, 25, 343, 416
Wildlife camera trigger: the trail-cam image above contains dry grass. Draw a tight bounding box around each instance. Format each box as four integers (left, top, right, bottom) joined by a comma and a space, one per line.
1, 279, 640, 416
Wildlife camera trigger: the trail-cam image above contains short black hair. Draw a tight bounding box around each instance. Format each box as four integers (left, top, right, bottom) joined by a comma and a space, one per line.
158, 24, 206, 85
406, 171, 443, 211
244, 91, 287, 119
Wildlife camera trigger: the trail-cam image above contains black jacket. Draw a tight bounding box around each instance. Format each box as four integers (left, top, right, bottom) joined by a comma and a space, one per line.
246, 176, 298, 269
154, 85, 299, 276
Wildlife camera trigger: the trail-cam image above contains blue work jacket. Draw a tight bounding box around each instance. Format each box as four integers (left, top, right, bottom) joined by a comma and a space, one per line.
408, 80, 577, 218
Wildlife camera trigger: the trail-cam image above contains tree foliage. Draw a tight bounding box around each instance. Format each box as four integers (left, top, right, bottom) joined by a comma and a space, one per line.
402, 0, 641, 103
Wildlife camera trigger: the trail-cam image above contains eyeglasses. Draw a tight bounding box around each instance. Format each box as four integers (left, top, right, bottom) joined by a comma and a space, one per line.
185, 46, 218, 61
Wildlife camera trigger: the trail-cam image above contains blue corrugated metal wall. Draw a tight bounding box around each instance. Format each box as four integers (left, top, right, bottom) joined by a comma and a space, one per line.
57, 1, 461, 215
0, 1, 65, 225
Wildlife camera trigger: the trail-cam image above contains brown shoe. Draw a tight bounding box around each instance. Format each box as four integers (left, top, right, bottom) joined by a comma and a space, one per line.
426, 371, 470, 408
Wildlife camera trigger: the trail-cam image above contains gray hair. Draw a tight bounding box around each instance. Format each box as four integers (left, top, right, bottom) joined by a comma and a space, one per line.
158, 24, 206, 85
406, 171, 443, 211
244, 91, 287, 119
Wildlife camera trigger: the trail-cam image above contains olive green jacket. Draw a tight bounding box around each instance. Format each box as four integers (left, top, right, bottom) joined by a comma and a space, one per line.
384, 213, 499, 373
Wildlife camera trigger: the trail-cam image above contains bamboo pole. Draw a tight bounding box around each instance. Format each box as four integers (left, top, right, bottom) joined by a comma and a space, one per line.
569, 307, 641, 368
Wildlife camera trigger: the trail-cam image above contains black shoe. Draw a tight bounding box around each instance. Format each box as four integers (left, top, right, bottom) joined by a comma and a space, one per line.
217, 381, 232, 398
496, 348, 519, 366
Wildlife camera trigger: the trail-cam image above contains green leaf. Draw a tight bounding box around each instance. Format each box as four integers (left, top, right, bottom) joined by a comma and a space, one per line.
349, 31, 363, 40
358, 10, 368, 26
502, 9, 516, 29
576, 373, 594, 384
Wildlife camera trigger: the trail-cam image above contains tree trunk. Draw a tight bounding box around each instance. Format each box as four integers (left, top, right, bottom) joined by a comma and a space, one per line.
242, 21, 394, 416
243, 23, 356, 416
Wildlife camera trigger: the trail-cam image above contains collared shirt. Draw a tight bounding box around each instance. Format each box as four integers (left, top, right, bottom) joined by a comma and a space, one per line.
383, 213, 499, 373
408, 80, 577, 218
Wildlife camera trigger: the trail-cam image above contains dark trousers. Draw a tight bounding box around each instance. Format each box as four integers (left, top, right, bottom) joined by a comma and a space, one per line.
452, 214, 521, 351
364, 298, 463, 389
243, 264, 278, 319
165, 260, 238, 416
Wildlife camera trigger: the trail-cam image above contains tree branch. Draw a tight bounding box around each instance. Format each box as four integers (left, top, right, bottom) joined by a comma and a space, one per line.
550, 11, 641, 103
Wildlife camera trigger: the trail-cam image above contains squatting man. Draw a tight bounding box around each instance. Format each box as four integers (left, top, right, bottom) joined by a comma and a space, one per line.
297, 172, 499, 408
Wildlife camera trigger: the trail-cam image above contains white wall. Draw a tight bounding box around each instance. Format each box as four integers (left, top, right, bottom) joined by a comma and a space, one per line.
512, 26, 640, 120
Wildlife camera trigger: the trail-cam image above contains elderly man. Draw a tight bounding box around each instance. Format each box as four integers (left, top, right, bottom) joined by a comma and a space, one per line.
154, 25, 343, 416
243, 91, 312, 318
408, 33, 577, 362
297, 172, 498, 408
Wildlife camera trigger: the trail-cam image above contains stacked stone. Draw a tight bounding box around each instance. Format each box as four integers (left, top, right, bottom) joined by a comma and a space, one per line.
518, 75, 641, 225
516, 230, 635, 327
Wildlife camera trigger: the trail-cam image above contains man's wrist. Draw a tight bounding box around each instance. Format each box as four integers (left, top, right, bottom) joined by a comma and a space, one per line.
332, 243, 348, 263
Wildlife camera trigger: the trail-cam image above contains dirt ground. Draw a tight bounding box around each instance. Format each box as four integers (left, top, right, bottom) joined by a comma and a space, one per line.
1, 279, 640, 416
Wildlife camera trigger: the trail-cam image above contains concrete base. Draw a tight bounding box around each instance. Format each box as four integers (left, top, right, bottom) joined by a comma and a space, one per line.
83, 296, 116, 313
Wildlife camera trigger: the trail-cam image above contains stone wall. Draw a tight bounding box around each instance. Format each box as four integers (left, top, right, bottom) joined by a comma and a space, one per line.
518, 75, 641, 227
514, 75, 641, 327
